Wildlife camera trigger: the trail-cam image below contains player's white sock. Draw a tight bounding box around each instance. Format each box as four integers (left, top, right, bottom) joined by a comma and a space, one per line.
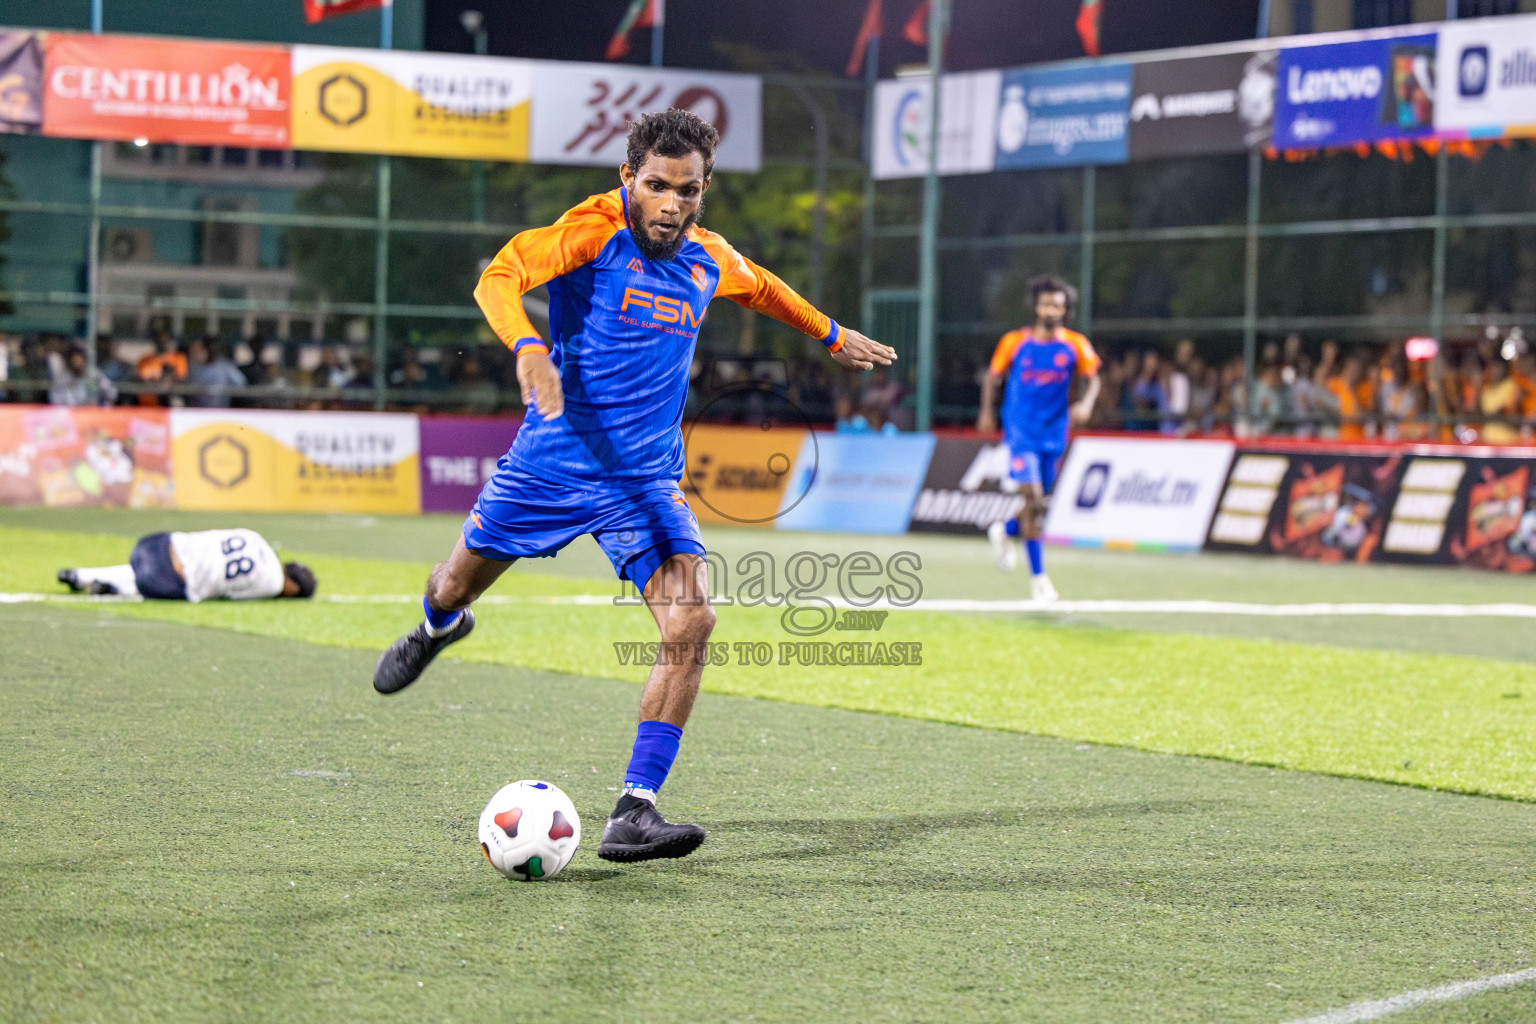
423, 611, 464, 638
987, 521, 1018, 572
622, 785, 657, 806
72, 564, 140, 596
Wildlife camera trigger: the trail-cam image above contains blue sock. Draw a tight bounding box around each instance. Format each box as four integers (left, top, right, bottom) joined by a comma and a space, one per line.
623, 720, 683, 800
1004, 517, 1021, 538
423, 595, 462, 635
1025, 539, 1044, 576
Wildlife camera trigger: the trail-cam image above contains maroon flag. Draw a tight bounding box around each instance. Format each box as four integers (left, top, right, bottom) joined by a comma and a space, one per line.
304, 0, 388, 25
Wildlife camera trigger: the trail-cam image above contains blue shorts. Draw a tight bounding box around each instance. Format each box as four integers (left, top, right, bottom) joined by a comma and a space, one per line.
463, 460, 705, 590
130, 532, 187, 600
1007, 447, 1062, 494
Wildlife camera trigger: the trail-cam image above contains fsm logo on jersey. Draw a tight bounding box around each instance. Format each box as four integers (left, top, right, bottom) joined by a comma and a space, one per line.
1274, 34, 1437, 149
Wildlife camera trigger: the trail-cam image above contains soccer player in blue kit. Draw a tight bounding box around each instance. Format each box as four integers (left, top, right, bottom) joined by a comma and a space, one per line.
976, 275, 1100, 603
373, 110, 897, 862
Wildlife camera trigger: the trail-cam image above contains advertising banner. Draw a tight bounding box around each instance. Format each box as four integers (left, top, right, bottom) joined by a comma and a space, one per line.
775, 432, 936, 535
1379, 454, 1536, 573
171, 409, 419, 514
0, 31, 42, 135
1274, 33, 1438, 150
1127, 50, 1277, 159
531, 63, 761, 173
1206, 447, 1406, 562
1436, 17, 1536, 138
1044, 436, 1234, 551
291, 45, 533, 160
0, 406, 172, 508
681, 423, 808, 526
872, 70, 1000, 180
909, 438, 1024, 535
419, 415, 521, 514
43, 34, 291, 148
993, 62, 1132, 170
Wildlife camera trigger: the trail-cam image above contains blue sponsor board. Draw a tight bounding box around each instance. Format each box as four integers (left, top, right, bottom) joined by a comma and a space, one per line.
994, 63, 1131, 170
1275, 33, 1438, 149
776, 433, 937, 535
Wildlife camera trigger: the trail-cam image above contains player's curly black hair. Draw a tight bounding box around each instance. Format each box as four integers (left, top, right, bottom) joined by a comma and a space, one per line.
1028, 274, 1079, 315
625, 108, 719, 179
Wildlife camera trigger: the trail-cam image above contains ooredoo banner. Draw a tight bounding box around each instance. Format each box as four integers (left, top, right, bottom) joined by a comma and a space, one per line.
290, 45, 533, 160
1274, 33, 1438, 150
171, 409, 419, 515
531, 62, 760, 173
776, 432, 936, 535
43, 33, 291, 147
419, 415, 522, 514
1044, 436, 1234, 551
0, 406, 172, 508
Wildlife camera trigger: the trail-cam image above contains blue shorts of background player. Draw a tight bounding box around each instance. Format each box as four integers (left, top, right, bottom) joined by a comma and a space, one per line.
462, 460, 706, 589
1007, 447, 1062, 496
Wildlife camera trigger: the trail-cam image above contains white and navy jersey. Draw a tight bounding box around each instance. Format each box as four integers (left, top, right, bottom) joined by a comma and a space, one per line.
170, 529, 285, 603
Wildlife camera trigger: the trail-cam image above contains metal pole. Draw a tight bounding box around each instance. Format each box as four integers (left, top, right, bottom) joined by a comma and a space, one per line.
1079, 165, 1096, 339
916, 0, 947, 432
859, 36, 880, 337
374, 2, 393, 410
1430, 148, 1449, 345
380, 0, 394, 50
471, 25, 487, 224
1256, 0, 1273, 39
651, 0, 664, 67
1446, 0, 1459, 19
1242, 149, 1262, 402
84, 0, 103, 403
783, 78, 829, 310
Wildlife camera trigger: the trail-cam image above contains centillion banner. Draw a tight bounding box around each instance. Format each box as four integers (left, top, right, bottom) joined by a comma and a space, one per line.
170, 409, 420, 514
290, 45, 532, 160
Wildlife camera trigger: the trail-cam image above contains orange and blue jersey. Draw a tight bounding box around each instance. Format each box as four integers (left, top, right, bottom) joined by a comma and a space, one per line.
989, 327, 1100, 455
474, 186, 843, 488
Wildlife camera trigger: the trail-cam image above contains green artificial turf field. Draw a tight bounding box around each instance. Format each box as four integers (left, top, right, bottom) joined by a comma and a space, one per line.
2, 509, 1535, 1023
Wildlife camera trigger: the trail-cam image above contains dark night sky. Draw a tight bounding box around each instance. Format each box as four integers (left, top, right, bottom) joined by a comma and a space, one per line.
424, 0, 1264, 75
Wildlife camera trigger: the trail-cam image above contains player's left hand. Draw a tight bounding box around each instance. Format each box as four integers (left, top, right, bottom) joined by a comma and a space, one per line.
1069, 399, 1094, 426
831, 329, 898, 371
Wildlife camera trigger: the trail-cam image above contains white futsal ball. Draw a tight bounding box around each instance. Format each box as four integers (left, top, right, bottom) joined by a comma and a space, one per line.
477, 780, 581, 881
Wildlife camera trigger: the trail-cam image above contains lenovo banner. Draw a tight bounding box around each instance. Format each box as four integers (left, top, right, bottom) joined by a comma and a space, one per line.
1128, 50, 1277, 160
909, 439, 1025, 535
1274, 33, 1437, 150
1044, 436, 1234, 552
43, 33, 291, 147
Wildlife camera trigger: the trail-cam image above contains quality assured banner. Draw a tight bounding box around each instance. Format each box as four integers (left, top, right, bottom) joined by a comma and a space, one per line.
0, 30, 42, 134
1127, 50, 1277, 160
43, 33, 291, 147
1436, 16, 1536, 139
1044, 436, 1234, 552
908, 438, 1024, 535
1274, 33, 1438, 150
171, 409, 419, 515
291, 45, 533, 160
531, 62, 761, 173
0, 405, 172, 509
994, 62, 1132, 170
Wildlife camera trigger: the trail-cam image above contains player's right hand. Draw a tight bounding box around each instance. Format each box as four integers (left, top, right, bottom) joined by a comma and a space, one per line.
976, 410, 997, 433
831, 328, 898, 371
517, 352, 565, 420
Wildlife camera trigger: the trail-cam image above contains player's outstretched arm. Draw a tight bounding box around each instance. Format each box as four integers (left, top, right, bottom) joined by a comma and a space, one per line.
830, 328, 897, 371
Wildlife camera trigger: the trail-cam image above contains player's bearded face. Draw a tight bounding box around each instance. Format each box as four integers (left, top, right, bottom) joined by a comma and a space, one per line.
623, 152, 708, 263
1035, 291, 1068, 330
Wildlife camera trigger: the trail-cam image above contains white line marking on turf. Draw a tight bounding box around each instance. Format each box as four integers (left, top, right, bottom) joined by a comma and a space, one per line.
8, 592, 1536, 618
1280, 966, 1536, 1024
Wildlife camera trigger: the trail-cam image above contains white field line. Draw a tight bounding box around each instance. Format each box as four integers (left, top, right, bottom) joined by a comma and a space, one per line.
1280, 966, 1536, 1024
6, 591, 1536, 618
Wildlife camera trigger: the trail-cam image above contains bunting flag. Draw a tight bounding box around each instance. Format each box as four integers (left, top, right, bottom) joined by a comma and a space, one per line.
902, 1, 930, 47
605, 0, 663, 61
1076, 0, 1102, 57
303, 0, 388, 26
845, 0, 884, 78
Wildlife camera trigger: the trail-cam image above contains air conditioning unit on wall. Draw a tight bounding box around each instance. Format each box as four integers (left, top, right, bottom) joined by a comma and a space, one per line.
104, 227, 155, 263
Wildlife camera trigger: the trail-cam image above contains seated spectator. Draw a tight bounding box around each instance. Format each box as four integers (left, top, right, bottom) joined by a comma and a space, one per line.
1249, 359, 1288, 436
187, 337, 249, 408
48, 340, 116, 406
135, 328, 188, 407
1128, 351, 1167, 431
1479, 356, 1521, 445
1325, 354, 1369, 441
95, 334, 132, 389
